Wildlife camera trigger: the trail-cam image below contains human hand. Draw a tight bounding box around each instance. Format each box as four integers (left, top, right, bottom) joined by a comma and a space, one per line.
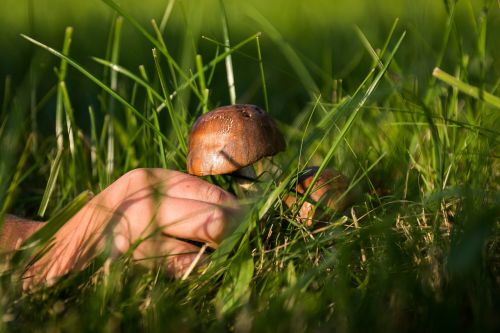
23, 168, 239, 287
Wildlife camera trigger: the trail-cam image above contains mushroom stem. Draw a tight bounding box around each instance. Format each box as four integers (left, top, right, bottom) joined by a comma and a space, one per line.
234, 165, 258, 192
235, 165, 257, 180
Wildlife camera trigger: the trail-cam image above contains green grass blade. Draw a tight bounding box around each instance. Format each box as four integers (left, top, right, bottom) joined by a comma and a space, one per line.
215, 242, 254, 314
433, 67, 500, 108
159, 0, 176, 32
424, 0, 456, 103
55, 26, 73, 151
21, 34, 168, 143
93, 32, 260, 114
299, 31, 406, 207
101, 0, 190, 86
37, 149, 63, 218
152, 48, 187, 154
106, 16, 123, 183
255, 34, 269, 112
88, 106, 99, 179
219, 0, 236, 104
0, 135, 33, 226
195, 54, 209, 113
1, 75, 12, 114
151, 19, 179, 89
60, 81, 76, 158
355, 25, 383, 69
92, 57, 165, 102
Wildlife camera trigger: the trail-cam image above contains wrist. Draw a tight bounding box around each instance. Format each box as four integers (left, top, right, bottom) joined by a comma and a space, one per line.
23, 201, 115, 285
1, 215, 43, 251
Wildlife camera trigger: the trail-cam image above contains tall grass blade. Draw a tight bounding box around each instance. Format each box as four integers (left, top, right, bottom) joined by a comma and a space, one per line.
93, 32, 260, 112
299, 32, 406, 206
92, 57, 164, 102
424, 0, 456, 103
195, 54, 209, 113
433, 67, 500, 108
152, 48, 187, 154
101, 0, 189, 85
55, 27, 73, 151
215, 242, 254, 314
60, 82, 76, 158
21, 34, 168, 142
0, 135, 33, 227
37, 149, 63, 218
88, 106, 99, 179
151, 19, 179, 89
159, 0, 176, 33
1, 75, 12, 114
255, 34, 269, 112
106, 16, 123, 184
219, 0, 236, 104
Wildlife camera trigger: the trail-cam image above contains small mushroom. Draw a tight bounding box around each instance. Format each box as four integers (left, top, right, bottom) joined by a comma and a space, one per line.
187, 104, 286, 182
284, 166, 354, 226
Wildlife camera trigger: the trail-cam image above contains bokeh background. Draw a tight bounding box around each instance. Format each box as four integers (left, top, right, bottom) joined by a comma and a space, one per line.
1, 0, 498, 128
0, 3, 499, 331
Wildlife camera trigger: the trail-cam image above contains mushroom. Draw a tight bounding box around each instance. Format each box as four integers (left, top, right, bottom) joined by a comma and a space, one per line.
284, 166, 354, 226
187, 104, 286, 185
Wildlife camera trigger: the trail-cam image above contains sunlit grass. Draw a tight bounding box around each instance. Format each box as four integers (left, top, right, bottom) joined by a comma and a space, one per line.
1, 0, 499, 332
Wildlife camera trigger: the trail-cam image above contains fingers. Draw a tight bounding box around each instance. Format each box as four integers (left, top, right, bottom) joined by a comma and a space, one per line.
112, 168, 236, 205
23, 168, 239, 288
110, 168, 240, 247
114, 232, 207, 278
159, 169, 237, 205
157, 197, 237, 246
115, 193, 237, 247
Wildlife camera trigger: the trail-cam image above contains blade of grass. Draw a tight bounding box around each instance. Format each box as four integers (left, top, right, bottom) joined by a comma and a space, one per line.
88, 106, 99, 179
159, 0, 176, 33
1, 75, 12, 114
219, 0, 236, 104
195, 54, 209, 113
37, 149, 63, 218
0, 117, 6, 141
152, 48, 187, 154
0, 134, 33, 227
152, 110, 167, 169
355, 25, 383, 70
299, 32, 406, 208
215, 242, 254, 314
55, 26, 73, 151
424, 0, 456, 103
21, 34, 168, 143
137, 65, 178, 166
255, 34, 269, 112
106, 16, 123, 184
93, 32, 260, 113
92, 57, 165, 102
206, 45, 220, 86
151, 19, 179, 89
60, 81, 76, 158
101, 0, 189, 86
433, 67, 500, 108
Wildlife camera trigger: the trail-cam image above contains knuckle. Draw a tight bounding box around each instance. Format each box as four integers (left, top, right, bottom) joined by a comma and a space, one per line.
203, 183, 231, 204
123, 168, 148, 180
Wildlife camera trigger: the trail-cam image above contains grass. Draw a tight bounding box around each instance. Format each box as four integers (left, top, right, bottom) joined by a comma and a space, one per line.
1, 0, 499, 331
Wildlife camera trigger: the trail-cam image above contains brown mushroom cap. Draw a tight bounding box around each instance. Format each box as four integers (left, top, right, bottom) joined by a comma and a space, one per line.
187, 104, 286, 176
284, 167, 354, 226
